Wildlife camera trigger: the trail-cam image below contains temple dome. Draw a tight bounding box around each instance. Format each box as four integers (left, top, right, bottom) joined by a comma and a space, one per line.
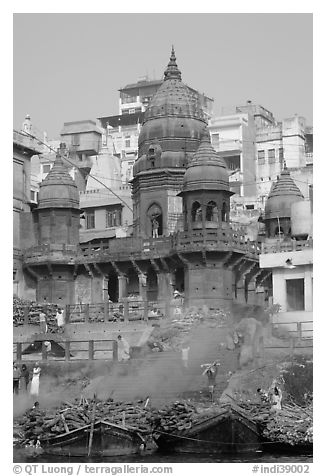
134, 47, 207, 174
38, 147, 80, 210
180, 129, 231, 193
264, 167, 304, 220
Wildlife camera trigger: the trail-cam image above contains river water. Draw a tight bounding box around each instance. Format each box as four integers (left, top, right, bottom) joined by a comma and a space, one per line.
13, 448, 312, 464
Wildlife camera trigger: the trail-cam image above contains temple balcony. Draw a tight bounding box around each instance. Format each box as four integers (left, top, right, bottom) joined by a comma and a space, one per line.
23, 244, 79, 265
76, 228, 260, 264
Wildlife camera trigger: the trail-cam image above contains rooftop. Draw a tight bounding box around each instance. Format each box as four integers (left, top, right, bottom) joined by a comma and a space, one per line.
119, 79, 163, 92
61, 120, 103, 135
98, 112, 144, 129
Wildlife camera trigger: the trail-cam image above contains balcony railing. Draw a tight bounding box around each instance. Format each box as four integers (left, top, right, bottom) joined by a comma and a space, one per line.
261, 239, 313, 254
23, 243, 79, 259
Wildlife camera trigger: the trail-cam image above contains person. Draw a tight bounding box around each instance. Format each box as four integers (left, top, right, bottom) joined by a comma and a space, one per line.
44, 340, 52, 354
270, 386, 282, 412
30, 362, 41, 398
202, 361, 220, 402
13, 362, 21, 395
256, 387, 269, 403
117, 335, 130, 362
39, 310, 47, 333
181, 344, 190, 369
152, 218, 159, 238
20, 364, 30, 392
56, 308, 65, 332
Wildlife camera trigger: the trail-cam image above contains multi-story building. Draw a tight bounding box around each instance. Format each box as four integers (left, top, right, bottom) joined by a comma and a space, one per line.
208, 103, 275, 199
13, 126, 43, 298
260, 168, 313, 335
256, 115, 313, 207
209, 104, 313, 205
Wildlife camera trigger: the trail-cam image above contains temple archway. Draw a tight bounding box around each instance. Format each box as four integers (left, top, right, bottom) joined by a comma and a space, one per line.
191, 201, 202, 222
147, 203, 163, 237
206, 201, 218, 222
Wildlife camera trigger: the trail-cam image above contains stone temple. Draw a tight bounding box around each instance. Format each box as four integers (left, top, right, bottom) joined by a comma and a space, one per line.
22, 48, 268, 310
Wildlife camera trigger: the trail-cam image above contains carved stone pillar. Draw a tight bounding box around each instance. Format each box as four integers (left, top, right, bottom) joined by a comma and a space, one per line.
118, 275, 128, 301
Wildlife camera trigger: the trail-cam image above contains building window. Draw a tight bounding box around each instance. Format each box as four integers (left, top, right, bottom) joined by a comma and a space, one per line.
31, 190, 38, 202
71, 134, 80, 146
279, 147, 284, 162
206, 201, 218, 221
129, 108, 135, 114
222, 202, 227, 222
42, 164, 51, 174
286, 279, 305, 311
191, 201, 202, 222
106, 208, 122, 228
258, 150, 265, 165
86, 211, 95, 229
125, 138, 130, 148
268, 149, 276, 163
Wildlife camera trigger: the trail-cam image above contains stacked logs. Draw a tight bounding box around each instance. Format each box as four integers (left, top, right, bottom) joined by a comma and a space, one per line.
262, 402, 313, 445
236, 400, 313, 446
13, 297, 59, 328
147, 400, 221, 434
15, 398, 154, 445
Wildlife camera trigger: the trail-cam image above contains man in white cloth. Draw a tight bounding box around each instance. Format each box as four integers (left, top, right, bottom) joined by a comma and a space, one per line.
56, 308, 65, 332
181, 344, 190, 369
117, 334, 130, 362
30, 362, 41, 398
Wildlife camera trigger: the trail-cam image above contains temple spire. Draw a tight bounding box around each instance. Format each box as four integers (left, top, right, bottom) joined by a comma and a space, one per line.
164, 45, 182, 81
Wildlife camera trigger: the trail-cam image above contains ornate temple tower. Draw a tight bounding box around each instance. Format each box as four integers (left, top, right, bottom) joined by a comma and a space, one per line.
177, 130, 236, 306
26, 144, 80, 304
132, 47, 207, 237
264, 167, 304, 238
178, 128, 233, 231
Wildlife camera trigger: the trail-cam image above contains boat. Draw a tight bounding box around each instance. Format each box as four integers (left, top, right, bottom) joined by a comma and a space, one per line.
38, 420, 147, 457
154, 404, 261, 454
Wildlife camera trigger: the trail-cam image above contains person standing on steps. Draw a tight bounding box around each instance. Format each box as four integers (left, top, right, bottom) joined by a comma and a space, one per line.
181, 344, 190, 369
30, 362, 41, 398
202, 361, 220, 402
56, 307, 65, 333
13, 362, 21, 395
20, 364, 30, 393
117, 335, 130, 362
39, 309, 47, 333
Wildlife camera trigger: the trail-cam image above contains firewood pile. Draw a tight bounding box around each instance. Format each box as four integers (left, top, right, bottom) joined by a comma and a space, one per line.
262, 402, 313, 445
13, 297, 59, 328
147, 400, 221, 434
236, 400, 313, 446
14, 397, 153, 445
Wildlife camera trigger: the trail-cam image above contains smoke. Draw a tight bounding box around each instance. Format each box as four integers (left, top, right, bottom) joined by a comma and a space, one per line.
81, 309, 235, 406
14, 303, 264, 415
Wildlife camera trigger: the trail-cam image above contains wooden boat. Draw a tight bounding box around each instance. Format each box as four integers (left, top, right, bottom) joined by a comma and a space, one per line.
154, 404, 261, 454
39, 420, 147, 457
